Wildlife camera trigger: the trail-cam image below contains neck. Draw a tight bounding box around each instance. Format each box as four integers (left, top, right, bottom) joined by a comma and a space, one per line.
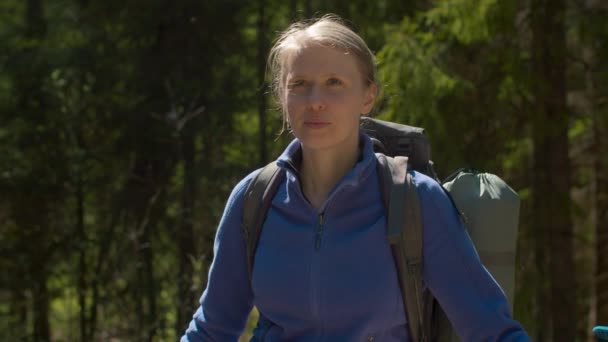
300, 136, 361, 210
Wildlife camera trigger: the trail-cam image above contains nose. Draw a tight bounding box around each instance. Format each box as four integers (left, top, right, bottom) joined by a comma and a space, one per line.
307, 85, 326, 112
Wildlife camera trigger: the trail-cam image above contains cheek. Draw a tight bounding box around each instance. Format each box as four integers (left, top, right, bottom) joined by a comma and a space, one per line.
285, 94, 306, 115
331, 91, 365, 112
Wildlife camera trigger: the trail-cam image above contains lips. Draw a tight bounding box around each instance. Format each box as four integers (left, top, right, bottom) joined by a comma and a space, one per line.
304, 121, 331, 129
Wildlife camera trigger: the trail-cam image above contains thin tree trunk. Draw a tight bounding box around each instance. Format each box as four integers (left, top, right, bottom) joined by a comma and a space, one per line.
77, 177, 88, 342
10, 283, 28, 340
13, 201, 51, 342
24, 0, 51, 340
530, 0, 575, 341
290, 0, 297, 20
135, 188, 163, 342
32, 268, 51, 342
305, 0, 312, 18
136, 254, 145, 338
176, 127, 196, 336
258, 0, 268, 166
132, 164, 168, 341
583, 21, 608, 332
26, 0, 46, 37
595, 82, 608, 327
143, 228, 157, 342
128, 158, 148, 340
88, 194, 127, 340
531, 192, 549, 341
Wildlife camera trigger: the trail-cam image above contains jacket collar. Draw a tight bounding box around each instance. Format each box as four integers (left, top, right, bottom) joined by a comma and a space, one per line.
276, 132, 376, 187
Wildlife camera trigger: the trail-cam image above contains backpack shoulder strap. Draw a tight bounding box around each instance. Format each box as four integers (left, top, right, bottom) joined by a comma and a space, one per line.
242, 161, 285, 282
376, 154, 428, 342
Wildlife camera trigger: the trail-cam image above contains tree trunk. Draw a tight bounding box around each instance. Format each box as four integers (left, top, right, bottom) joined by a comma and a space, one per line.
583, 14, 608, 330
76, 176, 88, 342
88, 193, 126, 340
258, 0, 268, 166
24, 0, 51, 340
135, 192, 161, 342
128, 152, 169, 341
143, 224, 157, 342
531, 192, 549, 341
9, 282, 28, 340
32, 267, 51, 342
132, 183, 164, 342
290, 0, 297, 20
305, 0, 312, 18
530, 0, 575, 341
26, 0, 46, 37
595, 81, 608, 327
12, 199, 52, 342
176, 127, 197, 336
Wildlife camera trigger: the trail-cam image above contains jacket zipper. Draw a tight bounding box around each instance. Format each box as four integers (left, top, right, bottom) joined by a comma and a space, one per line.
315, 213, 325, 250
282, 159, 347, 338
280, 148, 364, 340
310, 212, 325, 339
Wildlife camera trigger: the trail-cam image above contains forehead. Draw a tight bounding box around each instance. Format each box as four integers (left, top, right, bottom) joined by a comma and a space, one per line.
284, 44, 363, 78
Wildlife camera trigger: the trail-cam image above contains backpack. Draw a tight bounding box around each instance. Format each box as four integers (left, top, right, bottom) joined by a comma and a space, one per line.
241, 117, 520, 342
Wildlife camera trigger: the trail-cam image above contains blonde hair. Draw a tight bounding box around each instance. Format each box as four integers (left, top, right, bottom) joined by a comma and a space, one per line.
267, 14, 378, 131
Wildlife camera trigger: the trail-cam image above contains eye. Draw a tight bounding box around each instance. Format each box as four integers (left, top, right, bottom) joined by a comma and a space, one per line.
288, 80, 306, 89
326, 77, 343, 86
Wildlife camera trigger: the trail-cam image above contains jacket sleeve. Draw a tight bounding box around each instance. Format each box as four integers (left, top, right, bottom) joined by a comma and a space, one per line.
181, 174, 255, 342
414, 172, 531, 341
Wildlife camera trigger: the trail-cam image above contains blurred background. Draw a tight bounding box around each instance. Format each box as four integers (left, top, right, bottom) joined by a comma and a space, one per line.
0, 0, 607, 341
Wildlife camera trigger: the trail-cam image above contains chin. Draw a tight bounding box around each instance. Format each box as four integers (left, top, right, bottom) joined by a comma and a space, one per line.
296, 132, 355, 153
297, 137, 334, 151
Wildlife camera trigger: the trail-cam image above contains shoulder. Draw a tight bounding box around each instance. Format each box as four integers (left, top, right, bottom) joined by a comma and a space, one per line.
409, 170, 459, 217
409, 170, 442, 195
409, 171, 466, 248
222, 168, 263, 214
227, 162, 285, 210
237, 168, 262, 191
212, 168, 264, 239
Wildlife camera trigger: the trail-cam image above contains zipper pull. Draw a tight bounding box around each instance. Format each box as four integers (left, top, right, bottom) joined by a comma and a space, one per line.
315, 213, 324, 251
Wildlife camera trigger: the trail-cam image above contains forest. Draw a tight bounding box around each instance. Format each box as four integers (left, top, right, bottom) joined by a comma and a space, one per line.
0, 0, 607, 341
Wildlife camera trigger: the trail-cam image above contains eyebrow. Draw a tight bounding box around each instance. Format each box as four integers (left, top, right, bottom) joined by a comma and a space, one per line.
288, 73, 345, 79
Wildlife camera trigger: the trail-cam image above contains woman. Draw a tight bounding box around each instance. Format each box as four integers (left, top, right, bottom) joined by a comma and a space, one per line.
182, 15, 530, 341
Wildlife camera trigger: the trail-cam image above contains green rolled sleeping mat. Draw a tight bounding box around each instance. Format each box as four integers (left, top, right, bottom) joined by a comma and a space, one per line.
443, 171, 520, 311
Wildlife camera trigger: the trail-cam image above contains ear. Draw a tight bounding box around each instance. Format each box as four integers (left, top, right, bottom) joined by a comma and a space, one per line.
361, 83, 378, 115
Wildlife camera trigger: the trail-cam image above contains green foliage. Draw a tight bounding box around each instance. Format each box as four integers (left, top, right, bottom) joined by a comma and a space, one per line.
378, 16, 461, 125
425, 0, 500, 44
377, 0, 532, 176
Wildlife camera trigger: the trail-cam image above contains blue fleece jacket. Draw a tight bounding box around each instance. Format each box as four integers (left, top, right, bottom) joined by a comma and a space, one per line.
182, 133, 530, 341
